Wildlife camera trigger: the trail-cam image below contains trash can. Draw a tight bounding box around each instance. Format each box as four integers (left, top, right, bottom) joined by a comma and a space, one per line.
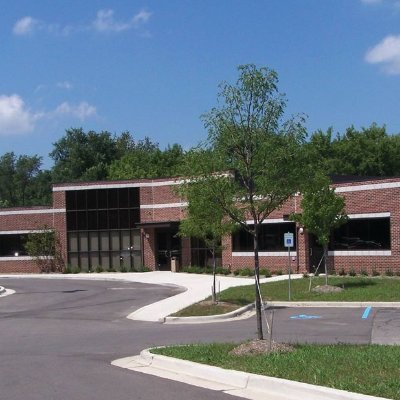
171, 257, 179, 272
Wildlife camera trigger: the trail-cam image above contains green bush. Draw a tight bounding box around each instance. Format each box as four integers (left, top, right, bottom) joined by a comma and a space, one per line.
360, 269, 369, 276
239, 268, 254, 276
303, 273, 309, 278
348, 268, 357, 277
338, 268, 346, 276
120, 265, 127, 273
259, 268, 272, 278
216, 267, 230, 275
385, 268, 394, 277
71, 266, 81, 274
275, 269, 283, 276
95, 266, 103, 273
63, 265, 72, 274
395, 270, 400, 277
372, 268, 380, 277
233, 269, 240, 276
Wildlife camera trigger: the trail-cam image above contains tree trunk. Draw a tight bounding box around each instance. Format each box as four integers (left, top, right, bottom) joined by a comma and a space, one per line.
253, 223, 264, 340
324, 244, 328, 286
212, 248, 217, 303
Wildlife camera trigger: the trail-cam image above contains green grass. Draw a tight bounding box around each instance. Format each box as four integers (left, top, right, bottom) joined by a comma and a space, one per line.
220, 276, 400, 305
171, 301, 239, 317
172, 277, 400, 317
152, 343, 400, 399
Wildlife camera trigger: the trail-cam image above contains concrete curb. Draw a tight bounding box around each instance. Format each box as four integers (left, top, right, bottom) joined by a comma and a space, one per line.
162, 300, 400, 324
0, 287, 15, 297
112, 348, 389, 400
163, 303, 255, 324
0, 286, 5, 295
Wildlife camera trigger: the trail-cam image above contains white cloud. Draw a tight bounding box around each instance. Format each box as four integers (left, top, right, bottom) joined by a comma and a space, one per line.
56, 81, 73, 90
92, 9, 152, 32
365, 35, 400, 74
54, 101, 97, 120
0, 94, 39, 135
13, 16, 40, 35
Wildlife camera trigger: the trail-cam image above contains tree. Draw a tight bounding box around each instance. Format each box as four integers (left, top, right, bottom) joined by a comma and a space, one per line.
0, 152, 50, 207
197, 64, 307, 339
291, 174, 348, 285
50, 128, 136, 182
178, 174, 237, 303
24, 227, 64, 273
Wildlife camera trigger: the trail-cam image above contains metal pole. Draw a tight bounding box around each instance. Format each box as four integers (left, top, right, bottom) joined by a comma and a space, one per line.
288, 246, 291, 301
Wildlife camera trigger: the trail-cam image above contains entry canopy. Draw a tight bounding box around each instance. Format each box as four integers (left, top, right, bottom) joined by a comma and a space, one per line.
135, 221, 179, 229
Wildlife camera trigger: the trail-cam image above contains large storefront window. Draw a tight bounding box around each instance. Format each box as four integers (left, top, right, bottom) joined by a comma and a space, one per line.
0, 234, 28, 256
232, 222, 296, 252
330, 217, 390, 250
66, 188, 141, 271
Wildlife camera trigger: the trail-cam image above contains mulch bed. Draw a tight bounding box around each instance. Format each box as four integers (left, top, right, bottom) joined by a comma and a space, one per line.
230, 339, 294, 356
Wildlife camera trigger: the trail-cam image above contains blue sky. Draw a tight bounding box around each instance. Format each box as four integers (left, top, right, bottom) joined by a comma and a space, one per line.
1, 0, 400, 168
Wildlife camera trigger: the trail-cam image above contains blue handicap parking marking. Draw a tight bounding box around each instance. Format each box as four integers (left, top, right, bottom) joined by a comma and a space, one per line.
361, 306, 372, 320
290, 314, 321, 320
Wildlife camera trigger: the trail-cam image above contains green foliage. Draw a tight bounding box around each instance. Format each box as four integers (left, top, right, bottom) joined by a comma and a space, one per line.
360, 269, 369, 276
95, 266, 103, 273
0, 152, 51, 207
306, 124, 400, 177
372, 268, 380, 277
108, 141, 186, 179
338, 268, 346, 276
24, 227, 64, 273
50, 128, 136, 182
239, 268, 254, 276
348, 267, 357, 277
385, 268, 394, 277
259, 268, 272, 278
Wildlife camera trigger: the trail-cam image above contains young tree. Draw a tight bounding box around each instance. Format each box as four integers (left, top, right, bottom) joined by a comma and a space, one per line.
178, 176, 236, 303
291, 174, 348, 285
25, 227, 64, 273
197, 65, 306, 339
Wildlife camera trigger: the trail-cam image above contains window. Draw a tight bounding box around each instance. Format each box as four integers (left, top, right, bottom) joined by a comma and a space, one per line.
65, 187, 142, 271
232, 223, 297, 252
331, 217, 390, 250
0, 234, 28, 256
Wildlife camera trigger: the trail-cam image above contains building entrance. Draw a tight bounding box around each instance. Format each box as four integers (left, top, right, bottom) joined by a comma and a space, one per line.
308, 234, 324, 273
155, 227, 181, 271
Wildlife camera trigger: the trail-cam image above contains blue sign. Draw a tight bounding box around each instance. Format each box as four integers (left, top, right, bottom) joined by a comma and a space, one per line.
284, 232, 294, 248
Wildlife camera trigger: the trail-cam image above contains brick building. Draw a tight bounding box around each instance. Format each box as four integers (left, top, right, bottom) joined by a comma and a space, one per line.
0, 176, 398, 275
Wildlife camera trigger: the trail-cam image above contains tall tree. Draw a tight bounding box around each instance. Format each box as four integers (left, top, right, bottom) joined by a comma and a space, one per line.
0, 152, 49, 207
291, 174, 348, 285
196, 64, 306, 339
50, 128, 135, 182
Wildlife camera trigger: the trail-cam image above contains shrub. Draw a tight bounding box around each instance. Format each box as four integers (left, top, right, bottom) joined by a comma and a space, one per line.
233, 269, 240, 276
395, 270, 400, 277
275, 269, 283, 276
338, 268, 346, 276
385, 268, 394, 277
120, 265, 127, 273
95, 266, 103, 273
303, 273, 309, 278
260, 268, 272, 278
360, 268, 369, 276
348, 268, 357, 277
239, 268, 254, 276
216, 267, 230, 275
71, 266, 81, 274
63, 265, 72, 274
372, 268, 380, 277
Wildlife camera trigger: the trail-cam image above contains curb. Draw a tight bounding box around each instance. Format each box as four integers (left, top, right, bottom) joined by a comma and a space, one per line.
163, 301, 400, 324
163, 303, 255, 323
112, 348, 389, 400
0, 286, 5, 295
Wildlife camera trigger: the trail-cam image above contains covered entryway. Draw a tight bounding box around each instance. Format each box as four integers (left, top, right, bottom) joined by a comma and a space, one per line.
155, 225, 181, 271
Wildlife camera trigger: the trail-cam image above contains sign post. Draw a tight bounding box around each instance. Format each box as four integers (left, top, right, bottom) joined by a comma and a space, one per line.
284, 232, 294, 301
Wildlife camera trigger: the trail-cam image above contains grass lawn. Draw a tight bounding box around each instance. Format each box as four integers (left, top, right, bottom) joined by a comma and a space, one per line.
152, 343, 400, 400
173, 276, 400, 316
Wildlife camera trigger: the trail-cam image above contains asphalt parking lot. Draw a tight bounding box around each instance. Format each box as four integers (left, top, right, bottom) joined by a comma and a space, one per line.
0, 278, 398, 400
